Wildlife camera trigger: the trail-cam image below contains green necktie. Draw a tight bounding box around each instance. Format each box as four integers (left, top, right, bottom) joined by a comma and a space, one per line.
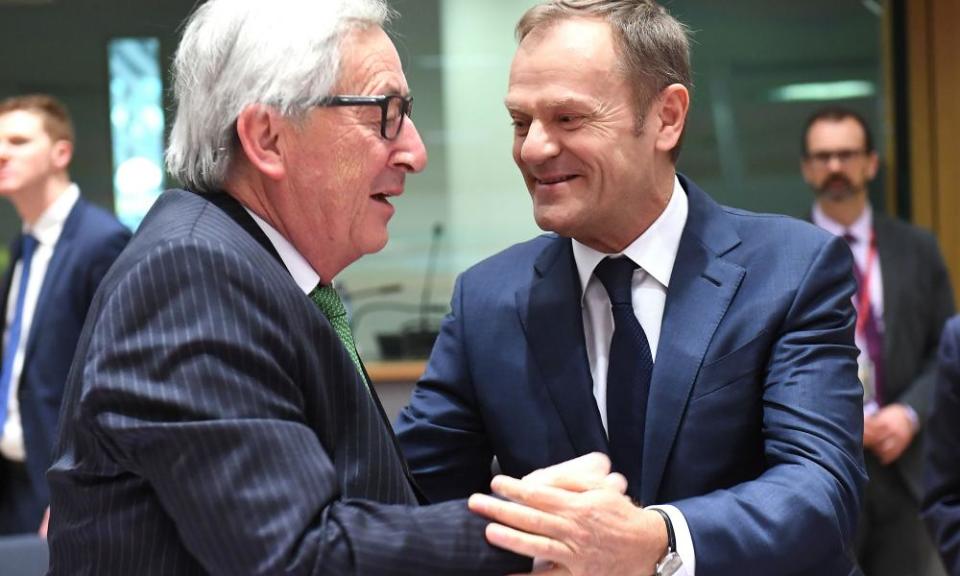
309, 284, 368, 385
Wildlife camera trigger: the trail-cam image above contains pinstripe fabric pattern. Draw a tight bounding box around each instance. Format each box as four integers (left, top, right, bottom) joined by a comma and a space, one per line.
46, 190, 528, 575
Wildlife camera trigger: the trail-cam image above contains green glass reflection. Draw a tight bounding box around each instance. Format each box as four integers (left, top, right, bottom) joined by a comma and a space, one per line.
108, 37, 165, 230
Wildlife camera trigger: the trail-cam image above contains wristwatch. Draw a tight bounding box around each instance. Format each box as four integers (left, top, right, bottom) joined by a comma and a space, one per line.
652, 508, 683, 576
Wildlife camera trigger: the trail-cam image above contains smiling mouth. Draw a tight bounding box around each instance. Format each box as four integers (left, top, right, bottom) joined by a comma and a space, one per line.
536, 175, 577, 186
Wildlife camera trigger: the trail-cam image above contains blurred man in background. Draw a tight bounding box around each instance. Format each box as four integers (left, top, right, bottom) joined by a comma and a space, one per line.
0, 94, 130, 535
802, 106, 953, 576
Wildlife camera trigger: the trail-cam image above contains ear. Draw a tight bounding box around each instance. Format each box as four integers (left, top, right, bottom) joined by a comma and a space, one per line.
865, 150, 879, 180
235, 104, 286, 181
800, 156, 815, 186
50, 139, 73, 171
653, 83, 689, 155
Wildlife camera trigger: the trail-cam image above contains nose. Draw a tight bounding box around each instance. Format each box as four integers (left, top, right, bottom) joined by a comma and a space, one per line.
390, 118, 428, 174
826, 155, 845, 171
519, 120, 560, 166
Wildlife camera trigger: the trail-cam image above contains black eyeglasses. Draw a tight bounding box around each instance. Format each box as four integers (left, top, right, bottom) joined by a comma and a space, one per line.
316, 94, 414, 140
805, 149, 868, 166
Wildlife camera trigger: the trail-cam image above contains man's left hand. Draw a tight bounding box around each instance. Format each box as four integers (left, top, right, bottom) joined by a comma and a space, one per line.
865, 404, 917, 465
38, 507, 49, 538
468, 475, 667, 576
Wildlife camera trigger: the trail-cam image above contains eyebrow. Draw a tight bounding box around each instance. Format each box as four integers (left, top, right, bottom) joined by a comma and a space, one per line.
505, 96, 591, 113
377, 82, 408, 97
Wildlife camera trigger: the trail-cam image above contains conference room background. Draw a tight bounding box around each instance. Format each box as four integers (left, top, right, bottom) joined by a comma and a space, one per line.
1, 0, 955, 366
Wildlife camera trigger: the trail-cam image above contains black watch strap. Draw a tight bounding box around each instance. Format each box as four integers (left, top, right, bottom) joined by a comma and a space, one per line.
651, 508, 682, 576
651, 508, 676, 553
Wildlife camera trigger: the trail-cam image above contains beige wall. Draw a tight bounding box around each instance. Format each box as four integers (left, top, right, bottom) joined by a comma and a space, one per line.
907, 0, 960, 305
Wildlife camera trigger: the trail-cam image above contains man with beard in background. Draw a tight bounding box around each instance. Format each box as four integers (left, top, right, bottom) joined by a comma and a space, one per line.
802, 106, 953, 576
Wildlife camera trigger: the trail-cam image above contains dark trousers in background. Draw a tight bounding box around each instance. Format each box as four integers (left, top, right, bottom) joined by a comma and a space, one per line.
857, 454, 946, 576
0, 455, 44, 535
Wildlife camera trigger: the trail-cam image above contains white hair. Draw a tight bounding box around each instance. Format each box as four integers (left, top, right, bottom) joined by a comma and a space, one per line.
165, 0, 393, 192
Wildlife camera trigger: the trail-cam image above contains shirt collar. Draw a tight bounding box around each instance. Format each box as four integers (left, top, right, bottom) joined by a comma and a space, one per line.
24, 183, 80, 246
572, 175, 689, 301
244, 207, 320, 295
811, 201, 873, 242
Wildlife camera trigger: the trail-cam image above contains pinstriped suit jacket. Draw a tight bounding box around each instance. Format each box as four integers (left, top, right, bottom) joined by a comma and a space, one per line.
46, 190, 528, 575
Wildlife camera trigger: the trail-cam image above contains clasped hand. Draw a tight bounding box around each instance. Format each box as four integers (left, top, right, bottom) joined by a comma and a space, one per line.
468, 453, 668, 576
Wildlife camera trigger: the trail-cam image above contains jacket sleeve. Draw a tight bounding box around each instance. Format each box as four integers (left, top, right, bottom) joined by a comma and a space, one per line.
922, 316, 960, 575
395, 273, 497, 503
674, 235, 867, 575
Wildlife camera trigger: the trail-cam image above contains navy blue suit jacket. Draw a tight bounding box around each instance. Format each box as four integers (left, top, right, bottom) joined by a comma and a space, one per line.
47, 190, 528, 575
923, 315, 960, 574
397, 176, 867, 576
0, 197, 129, 509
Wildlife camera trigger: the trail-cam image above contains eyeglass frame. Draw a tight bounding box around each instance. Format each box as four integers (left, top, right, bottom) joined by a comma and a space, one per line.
804, 148, 871, 167
315, 94, 414, 140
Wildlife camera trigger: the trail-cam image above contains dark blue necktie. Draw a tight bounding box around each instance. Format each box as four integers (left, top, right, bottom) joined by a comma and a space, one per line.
0, 234, 39, 427
594, 256, 653, 501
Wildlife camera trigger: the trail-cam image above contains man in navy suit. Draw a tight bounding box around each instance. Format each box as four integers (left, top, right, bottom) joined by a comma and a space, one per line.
0, 94, 129, 536
44, 0, 604, 574
397, 1, 867, 574
924, 316, 960, 575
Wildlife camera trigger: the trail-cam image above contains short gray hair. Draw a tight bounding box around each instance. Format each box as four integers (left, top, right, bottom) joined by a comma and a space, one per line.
517, 0, 691, 160
166, 0, 394, 192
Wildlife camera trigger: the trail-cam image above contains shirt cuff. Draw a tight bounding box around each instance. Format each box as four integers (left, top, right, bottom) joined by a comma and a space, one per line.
898, 403, 919, 431
647, 504, 696, 576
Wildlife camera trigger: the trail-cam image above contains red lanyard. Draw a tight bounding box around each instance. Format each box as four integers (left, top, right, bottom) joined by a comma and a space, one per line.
854, 231, 877, 336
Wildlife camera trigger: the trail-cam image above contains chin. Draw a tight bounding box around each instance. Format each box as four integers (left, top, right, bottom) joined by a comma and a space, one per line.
533, 213, 574, 237
358, 232, 390, 256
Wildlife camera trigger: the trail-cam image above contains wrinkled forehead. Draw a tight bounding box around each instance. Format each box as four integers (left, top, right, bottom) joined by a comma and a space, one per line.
335, 26, 408, 95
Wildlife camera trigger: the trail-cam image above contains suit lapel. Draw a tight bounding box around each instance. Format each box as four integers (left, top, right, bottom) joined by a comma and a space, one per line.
0, 236, 22, 373
519, 237, 609, 456
873, 215, 900, 365
641, 176, 745, 503
359, 361, 422, 502
25, 200, 84, 361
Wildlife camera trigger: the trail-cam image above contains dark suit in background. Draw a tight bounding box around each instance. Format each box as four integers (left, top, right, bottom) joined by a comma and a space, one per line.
0, 197, 129, 534
866, 213, 954, 498
924, 315, 960, 575
857, 213, 953, 576
398, 177, 867, 576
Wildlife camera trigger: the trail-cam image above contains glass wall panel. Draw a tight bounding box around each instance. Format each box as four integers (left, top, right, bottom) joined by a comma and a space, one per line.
108, 37, 165, 231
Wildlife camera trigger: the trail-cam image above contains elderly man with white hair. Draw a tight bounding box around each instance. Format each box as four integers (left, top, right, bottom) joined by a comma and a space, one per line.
42, 1, 576, 574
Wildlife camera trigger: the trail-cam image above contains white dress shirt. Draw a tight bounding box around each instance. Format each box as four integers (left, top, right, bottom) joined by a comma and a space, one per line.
570, 176, 694, 575
811, 202, 884, 334
244, 208, 319, 295
1, 184, 80, 461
